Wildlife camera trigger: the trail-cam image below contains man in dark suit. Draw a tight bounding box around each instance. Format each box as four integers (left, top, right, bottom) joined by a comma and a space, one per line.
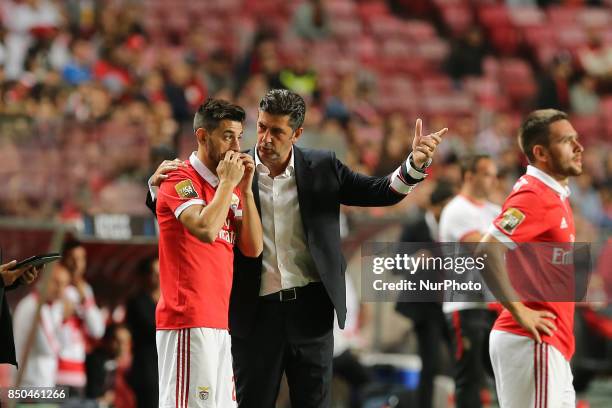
147, 89, 446, 407
0, 256, 42, 367
395, 180, 455, 408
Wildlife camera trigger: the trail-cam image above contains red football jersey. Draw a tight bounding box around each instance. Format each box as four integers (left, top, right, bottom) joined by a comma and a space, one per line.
156, 153, 242, 330
489, 165, 576, 360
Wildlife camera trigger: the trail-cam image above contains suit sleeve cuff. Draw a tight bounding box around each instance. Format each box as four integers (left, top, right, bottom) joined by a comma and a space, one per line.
148, 176, 157, 201
390, 167, 417, 195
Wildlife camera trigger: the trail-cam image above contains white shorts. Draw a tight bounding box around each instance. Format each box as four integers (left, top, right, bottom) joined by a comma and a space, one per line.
157, 328, 236, 408
489, 330, 575, 408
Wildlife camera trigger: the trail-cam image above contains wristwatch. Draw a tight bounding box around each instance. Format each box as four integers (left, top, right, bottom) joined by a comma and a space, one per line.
409, 152, 432, 173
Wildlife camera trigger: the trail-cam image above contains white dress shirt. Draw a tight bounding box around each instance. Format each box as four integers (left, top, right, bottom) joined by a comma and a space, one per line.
255, 148, 319, 296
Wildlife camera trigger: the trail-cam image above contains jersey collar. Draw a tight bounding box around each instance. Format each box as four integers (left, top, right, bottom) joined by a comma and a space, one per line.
190, 152, 219, 187
526, 165, 571, 199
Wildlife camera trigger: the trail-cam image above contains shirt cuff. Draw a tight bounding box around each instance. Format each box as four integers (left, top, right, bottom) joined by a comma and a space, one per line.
148, 176, 157, 201
488, 224, 517, 250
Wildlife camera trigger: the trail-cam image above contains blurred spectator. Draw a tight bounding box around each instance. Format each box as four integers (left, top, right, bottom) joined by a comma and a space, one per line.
13, 263, 70, 387
164, 62, 206, 120
291, 0, 330, 41
61, 38, 94, 86
204, 49, 235, 97
373, 113, 412, 176
571, 173, 606, 227
475, 113, 512, 159
395, 180, 455, 408
446, 27, 489, 82
333, 272, 373, 408
578, 31, 612, 83
57, 238, 105, 396
125, 256, 159, 408
0, 257, 41, 368
3, 0, 62, 79
570, 74, 600, 115
536, 53, 573, 111
85, 323, 135, 408
235, 29, 282, 93
279, 52, 319, 103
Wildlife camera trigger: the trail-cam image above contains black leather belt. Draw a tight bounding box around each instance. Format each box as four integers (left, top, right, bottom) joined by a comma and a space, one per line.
261, 283, 322, 302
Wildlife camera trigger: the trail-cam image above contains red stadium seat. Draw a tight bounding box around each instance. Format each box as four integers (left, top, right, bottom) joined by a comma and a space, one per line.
325, 0, 357, 19
508, 6, 546, 28
418, 39, 450, 64
331, 19, 363, 39
439, 4, 474, 37
478, 4, 511, 29
547, 6, 578, 26
577, 8, 611, 29
557, 26, 588, 50
357, 1, 390, 22
401, 20, 437, 42
569, 115, 602, 146
490, 26, 521, 55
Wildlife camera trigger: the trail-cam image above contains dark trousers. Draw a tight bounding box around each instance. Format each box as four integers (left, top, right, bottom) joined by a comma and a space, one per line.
447, 309, 496, 408
415, 309, 446, 408
231, 283, 334, 408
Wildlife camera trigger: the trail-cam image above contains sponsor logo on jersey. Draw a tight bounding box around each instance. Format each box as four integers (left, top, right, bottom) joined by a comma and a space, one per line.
198, 386, 210, 400
497, 208, 525, 235
560, 217, 568, 229
175, 179, 199, 199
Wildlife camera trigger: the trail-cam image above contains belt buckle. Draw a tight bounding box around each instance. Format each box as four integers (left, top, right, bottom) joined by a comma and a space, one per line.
280, 288, 297, 302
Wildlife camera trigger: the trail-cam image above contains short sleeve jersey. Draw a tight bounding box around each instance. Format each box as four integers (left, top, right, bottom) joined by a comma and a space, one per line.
439, 194, 501, 313
155, 153, 242, 330
489, 165, 576, 360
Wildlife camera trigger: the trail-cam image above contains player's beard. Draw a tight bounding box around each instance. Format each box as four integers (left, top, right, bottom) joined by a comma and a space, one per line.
205, 138, 226, 169
550, 153, 582, 177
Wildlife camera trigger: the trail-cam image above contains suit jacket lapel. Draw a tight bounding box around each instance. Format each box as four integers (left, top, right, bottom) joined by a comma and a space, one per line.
293, 146, 313, 240
248, 149, 261, 213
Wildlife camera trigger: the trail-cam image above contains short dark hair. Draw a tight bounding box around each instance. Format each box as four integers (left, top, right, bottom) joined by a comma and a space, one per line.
518, 109, 568, 163
430, 180, 455, 206
193, 98, 246, 133
461, 154, 492, 179
259, 89, 306, 131
62, 235, 82, 254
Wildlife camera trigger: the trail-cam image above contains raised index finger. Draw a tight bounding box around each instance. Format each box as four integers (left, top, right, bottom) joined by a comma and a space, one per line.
414, 118, 422, 144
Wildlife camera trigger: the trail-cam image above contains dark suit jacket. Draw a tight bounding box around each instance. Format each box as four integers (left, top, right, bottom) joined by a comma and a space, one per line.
147, 147, 421, 338
0, 271, 21, 366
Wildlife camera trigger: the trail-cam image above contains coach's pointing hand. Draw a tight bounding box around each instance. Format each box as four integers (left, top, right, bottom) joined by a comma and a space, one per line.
217, 151, 245, 188
411, 118, 447, 169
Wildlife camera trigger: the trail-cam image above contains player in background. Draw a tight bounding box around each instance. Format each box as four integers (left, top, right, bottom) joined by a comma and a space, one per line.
57, 238, 105, 396
478, 109, 584, 407
439, 154, 501, 408
154, 99, 262, 408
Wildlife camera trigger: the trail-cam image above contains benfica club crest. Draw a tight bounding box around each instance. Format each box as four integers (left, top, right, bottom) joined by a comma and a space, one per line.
198, 386, 210, 401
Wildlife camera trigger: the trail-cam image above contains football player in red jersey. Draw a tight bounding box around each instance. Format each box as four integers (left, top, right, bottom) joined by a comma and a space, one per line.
154, 99, 262, 408
478, 109, 584, 407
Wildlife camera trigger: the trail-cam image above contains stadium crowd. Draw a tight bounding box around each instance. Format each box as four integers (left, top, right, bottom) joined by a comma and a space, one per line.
0, 0, 609, 238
